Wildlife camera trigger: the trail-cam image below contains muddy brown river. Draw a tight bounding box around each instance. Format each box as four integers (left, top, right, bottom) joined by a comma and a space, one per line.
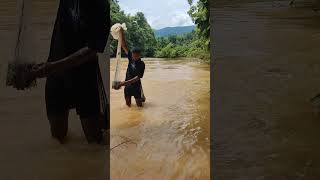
110, 58, 210, 180
213, 0, 320, 179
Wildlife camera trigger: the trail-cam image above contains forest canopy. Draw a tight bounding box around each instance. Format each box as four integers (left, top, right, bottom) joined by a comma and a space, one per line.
110, 0, 210, 60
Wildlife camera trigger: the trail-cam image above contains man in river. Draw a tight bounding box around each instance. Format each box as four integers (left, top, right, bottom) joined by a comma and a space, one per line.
26, 0, 109, 144
114, 28, 145, 107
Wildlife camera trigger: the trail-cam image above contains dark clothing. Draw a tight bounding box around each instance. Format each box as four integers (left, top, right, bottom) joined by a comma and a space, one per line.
48, 0, 108, 59
45, 59, 100, 118
124, 85, 143, 99
125, 51, 145, 87
124, 51, 145, 99
45, 0, 109, 138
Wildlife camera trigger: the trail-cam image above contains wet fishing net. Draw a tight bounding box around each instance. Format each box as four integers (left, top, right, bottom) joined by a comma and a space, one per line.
110, 23, 127, 90
6, 0, 36, 90
98, 67, 109, 132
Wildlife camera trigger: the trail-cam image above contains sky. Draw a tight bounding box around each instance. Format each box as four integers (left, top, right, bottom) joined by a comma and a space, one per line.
118, 0, 198, 30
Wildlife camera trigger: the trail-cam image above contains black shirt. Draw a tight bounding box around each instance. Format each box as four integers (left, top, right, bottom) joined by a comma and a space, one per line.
45, 0, 109, 126
48, 0, 109, 62
125, 51, 145, 88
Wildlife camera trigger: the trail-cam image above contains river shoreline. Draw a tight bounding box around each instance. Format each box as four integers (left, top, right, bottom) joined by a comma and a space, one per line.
111, 56, 210, 63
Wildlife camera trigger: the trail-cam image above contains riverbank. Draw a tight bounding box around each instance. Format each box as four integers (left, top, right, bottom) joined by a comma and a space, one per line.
213, 0, 320, 179
110, 57, 210, 63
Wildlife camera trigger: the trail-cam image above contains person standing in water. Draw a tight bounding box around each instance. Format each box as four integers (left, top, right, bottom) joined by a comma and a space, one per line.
115, 28, 145, 107
30, 0, 109, 144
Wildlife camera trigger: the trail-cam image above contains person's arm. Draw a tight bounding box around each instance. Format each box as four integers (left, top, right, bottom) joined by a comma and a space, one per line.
120, 28, 129, 55
32, 0, 109, 79
119, 63, 145, 87
32, 47, 97, 78
119, 76, 140, 87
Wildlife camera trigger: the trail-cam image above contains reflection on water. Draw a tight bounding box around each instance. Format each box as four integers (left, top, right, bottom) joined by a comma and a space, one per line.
110, 58, 210, 180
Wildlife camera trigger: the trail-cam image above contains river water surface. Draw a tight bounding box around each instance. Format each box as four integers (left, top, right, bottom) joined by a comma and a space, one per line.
110, 58, 210, 180
214, 0, 320, 179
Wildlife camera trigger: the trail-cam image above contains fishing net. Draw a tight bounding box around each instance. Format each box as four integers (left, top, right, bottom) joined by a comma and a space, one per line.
98, 66, 109, 131
110, 23, 127, 90
6, 0, 36, 90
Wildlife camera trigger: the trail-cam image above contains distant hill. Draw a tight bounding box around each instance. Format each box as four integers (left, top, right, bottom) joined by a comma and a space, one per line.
154, 25, 196, 37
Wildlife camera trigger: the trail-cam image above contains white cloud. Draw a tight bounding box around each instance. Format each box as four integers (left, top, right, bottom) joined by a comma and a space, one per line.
170, 12, 194, 27
117, 0, 196, 29
119, 4, 138, 16
147, 16, 161, 29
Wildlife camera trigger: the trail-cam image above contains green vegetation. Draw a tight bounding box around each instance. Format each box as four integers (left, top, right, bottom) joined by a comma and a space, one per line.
110, 0, 156, 57
110, 0, 210, 60
188, 0, 210, 49
155, 31, 209, 59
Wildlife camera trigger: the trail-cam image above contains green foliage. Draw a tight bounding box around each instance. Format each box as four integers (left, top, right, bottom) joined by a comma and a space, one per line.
155, 31, 209, 60
110, 0, 210, 60
188, 0, 210, 49
110, 0, 156, 57
157, 0, 210, 60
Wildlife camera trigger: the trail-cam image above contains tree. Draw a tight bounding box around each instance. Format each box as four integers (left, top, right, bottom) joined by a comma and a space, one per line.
188, 0, 210, 49
110, 0, 209, 60
155, 31, 209, 60
110, 0, 156, 57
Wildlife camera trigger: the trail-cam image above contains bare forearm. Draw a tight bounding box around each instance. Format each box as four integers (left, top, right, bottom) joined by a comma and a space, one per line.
120, 30, 129, 54
123, 76, 140, 86
49, 47, 97, 75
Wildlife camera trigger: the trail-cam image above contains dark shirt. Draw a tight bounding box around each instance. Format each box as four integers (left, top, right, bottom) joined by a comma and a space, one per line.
48, 0, 109, 62
45, 0, 109, 126
125, 51, 145, 88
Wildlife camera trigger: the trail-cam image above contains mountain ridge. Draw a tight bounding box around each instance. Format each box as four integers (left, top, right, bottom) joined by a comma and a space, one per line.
154, 25, 196, 37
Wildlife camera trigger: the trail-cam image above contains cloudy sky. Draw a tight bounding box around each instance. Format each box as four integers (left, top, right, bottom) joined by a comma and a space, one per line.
118, 0, 197, 30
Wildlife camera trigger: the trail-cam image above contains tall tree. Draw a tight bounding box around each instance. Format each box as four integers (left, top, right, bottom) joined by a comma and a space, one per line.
188, 0, 210, 49
110, 0, 156, 57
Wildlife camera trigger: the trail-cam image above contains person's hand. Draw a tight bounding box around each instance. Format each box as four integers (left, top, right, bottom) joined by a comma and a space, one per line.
119, 27, 125, 36
31, 62, 53, 78
14, 69, 34, 90
112, 81, 125, 90
112, 81, 121, 90
11, 63, 37, 90
119, 81, 125, 87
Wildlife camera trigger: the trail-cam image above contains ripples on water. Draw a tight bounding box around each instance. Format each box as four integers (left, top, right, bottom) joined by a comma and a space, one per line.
214, 0, 320, 179
110, 59, 210, 180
